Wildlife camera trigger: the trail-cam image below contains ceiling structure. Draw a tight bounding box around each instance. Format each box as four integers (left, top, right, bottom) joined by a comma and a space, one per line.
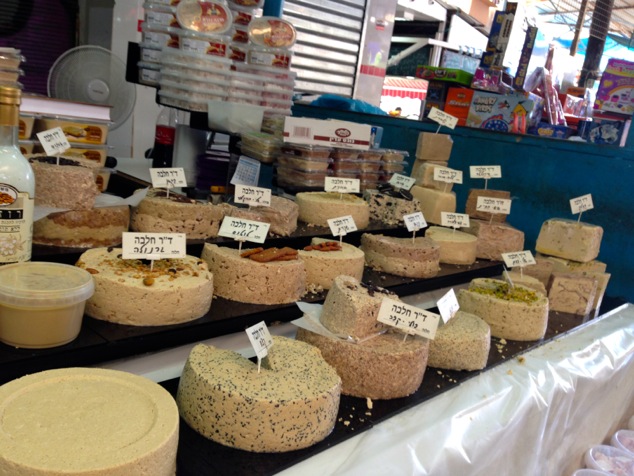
530, 0, 634, 43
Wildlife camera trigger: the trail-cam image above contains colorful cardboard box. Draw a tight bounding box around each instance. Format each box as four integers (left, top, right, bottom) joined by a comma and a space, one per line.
416, 66, 474, 87
443, 87, 474, 126
594, 59, 634, 117
466, 91, 535, 134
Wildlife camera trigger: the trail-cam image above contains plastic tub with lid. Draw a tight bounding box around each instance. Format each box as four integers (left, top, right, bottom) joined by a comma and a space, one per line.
380, 149, 410, 162
249, 16, 296, 48
141, 23, 182, 48
229, 4, 261, 25
229, 0, 264, 7
230, 24, 250, 44
138, 60, 161, 86
247, 45, 293, 69
584, 444, 634, 475
179, 28, 230, 57
281, 143, 332, 159
277, 154, 331, 172
160, 69, 230, 90
139, 42, 163, 64
161, 47, 233, 69
176, 0, 233, 34
228, 44, 248, 62
234, 61, 297, 80
143, 2, 178, 27
611, 430, 634, 457
0, 262, 95, 348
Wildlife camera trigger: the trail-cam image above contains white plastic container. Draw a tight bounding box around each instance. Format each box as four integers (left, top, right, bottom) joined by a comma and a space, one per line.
248, 16, 296, 47
143, 2, 178, 27
247, 45, 293, 69
0, 262, 94, 348
139, 42, 163, 64
585, 445, 634, 475
141, 23, 182, 48
138, 60, 161, 86
179, 29, 230, 57
160, 47, 233, 70
176, 0, 233, 34
611, 429, 634, 457
229, 4, 261, 25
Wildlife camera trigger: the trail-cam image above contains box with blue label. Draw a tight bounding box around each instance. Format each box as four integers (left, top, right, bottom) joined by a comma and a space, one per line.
466, 91, 536, 134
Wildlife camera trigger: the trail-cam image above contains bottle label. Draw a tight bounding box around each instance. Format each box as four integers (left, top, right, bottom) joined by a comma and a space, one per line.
155, 125, 176, 145
0, 184, 34, 263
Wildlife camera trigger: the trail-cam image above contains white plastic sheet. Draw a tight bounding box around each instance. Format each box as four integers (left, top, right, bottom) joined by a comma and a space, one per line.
277, 304, 634, 476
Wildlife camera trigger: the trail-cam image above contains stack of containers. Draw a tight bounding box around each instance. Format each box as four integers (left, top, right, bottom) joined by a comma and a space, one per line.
328, 148, 409, 191
139, 0, 297, 116
275, 143, 332, 191
0, 48, 35, 156
157, 0, 233, 110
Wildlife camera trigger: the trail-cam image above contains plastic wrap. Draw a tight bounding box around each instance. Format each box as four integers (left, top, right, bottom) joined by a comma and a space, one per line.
277, 304, 634, 476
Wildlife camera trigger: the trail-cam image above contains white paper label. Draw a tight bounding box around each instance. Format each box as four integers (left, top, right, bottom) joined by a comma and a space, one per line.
469, 165, 502, 179
502, 250, 536, 268
122, 232, 186, 259
218, 217, 270, 243
433, 167, 463, 184
231, 156, 261, 186
437, 288, 460, 324
403, 211, 427, 232
150, 167, 188, 188
441, 212, 470, 229
235, 184, 271, 207
324, 176, 360, 193
428, 107, 458, 130
246, 321, 273, 360
388, 173, 416, 190
476, 196, 512, 215
570, 193, 594, 214
36, 127, 70, 156
327, 215, 357, 237
377, 297, 440, 339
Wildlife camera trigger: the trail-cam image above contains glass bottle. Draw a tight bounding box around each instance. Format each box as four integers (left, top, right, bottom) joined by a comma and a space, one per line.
0, 85, 35, 263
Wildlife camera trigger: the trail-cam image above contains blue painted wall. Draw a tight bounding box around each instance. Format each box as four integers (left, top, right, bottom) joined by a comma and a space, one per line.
292, 104, 634, 302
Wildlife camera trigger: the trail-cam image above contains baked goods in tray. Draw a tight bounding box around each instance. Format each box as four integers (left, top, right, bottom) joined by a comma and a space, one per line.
176, 337, 341, 452
201, 243, 306, 304
535, 218, 603, 263
76, 247, 213, 326
131, 188, 225, 239
33, 205, 130, 248
0, 368, 178, 476
457, 278, 549, 341
428, 310, 490, 371
296, 192, 370, 229
296, 328, 429, 400
297, 238, 365, 291
360, 233, 440, 279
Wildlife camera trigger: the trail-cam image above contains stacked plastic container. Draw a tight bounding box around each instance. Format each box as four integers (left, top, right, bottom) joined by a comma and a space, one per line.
139, 0, 296, 116
571, 425, 634, 476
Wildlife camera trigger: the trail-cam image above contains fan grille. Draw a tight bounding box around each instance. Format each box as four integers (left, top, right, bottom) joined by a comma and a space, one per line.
48, 45, 136, 130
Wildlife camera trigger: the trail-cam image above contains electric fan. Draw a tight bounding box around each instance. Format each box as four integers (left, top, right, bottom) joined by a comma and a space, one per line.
47, 45, 136, 130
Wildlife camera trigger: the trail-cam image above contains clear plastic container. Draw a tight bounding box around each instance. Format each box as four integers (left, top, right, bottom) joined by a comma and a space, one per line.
139, 42, 163, 64
239, 143, 279, 164
585, 445, 634, 475
34, 116, 110, 145
230, 24, 250, 43
276, 164, 331, 183
241, 131, 281, 151
176, 0, 233, 34
381, 149, 410, 162
158, 89, 227, 112
612, 430, 634, 457
0, 262, 94, 348
331, 160, 361, 172
160, 70, 230, 90
234, 61, 297, 80
277, 154, 330, 171
330, 148, 358, 160
179, 29, 229, 57
138, 61, 161, 86
229, 0, 264, 7
281, 143, 332, 159
160, 47, 233, 69
381, 160, 408, 173
143, 2, 178, 27
141, 23, 182, 48
229, 4, 261, 25
159, 78, 227, 101
247, 45, 293, 69
357, 149, 383, 161
248, 16, 296, 48
228, 44, 248, 62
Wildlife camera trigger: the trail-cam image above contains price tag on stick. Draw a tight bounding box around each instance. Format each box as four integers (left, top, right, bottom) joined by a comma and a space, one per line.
150, 167, 187, 189
327, 215, 357, 239
428, 107, 458, 132
469, 165, 501, 190
235, 184, 271, 207
246, 321, 273, 372
122, 232, 186, 260
324, 176, 360, 194
389, 173, 416, 190
437, 288, 460, 324
570, 193, 593, 222
36, 127, 70, 157
502, 250, 535, 278
378, 297, 440, 340
476, 196, 512, 216
441, 212, 470, 230
218, 217, 270, 244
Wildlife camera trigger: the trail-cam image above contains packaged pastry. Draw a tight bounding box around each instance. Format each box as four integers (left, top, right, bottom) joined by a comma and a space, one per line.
381, 161, 408, 173
357, 149, 383, 161
34, 116, 110, 145
247, 45, 293, 69
176, 1, 233, 34
143, 2, 179, 27
18, 114, 35, 140
381, 149, 409, 162
330, 148, 358, 160
179, 28, 229, 57
137, 61, 161, 86
141, 23, 182, 48
281, 143, 332, 159
249, 17, 296, 48
229, 4, 261, 25
277, 154, 331, 172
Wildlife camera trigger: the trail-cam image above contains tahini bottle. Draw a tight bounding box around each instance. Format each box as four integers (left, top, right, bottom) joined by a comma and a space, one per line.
0, 85, 35, 263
